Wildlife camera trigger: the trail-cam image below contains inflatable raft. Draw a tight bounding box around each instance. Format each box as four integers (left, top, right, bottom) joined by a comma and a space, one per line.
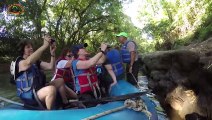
0, 80, 159, 120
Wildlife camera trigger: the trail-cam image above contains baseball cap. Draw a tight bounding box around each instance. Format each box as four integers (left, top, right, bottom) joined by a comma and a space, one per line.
71, 43, 88, 55
116, 32, 128, 38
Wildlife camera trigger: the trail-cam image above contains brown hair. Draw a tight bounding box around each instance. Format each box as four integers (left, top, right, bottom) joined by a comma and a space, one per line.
56, 48, 71, 65
17, 39, 33, 56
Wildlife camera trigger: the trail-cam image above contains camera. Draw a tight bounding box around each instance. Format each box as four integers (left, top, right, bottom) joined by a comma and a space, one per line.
50, 39, 55, 44
83, 43, 88, 48
107, 45, 111, 48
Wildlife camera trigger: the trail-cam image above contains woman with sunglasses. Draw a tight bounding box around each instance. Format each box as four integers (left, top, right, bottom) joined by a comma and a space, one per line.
51, 48, 79, 108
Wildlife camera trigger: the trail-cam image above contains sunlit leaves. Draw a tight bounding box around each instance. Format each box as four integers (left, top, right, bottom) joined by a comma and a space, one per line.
138, 0, 212, 50
1, 0, 142, 57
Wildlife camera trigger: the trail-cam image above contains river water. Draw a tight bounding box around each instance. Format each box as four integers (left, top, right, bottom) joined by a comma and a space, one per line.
0, 72, 19, 103
0, 67, 53, 106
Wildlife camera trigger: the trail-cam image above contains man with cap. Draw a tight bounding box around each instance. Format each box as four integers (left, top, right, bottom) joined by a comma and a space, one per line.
71, 43, 107, 105
116, 32, 139, 86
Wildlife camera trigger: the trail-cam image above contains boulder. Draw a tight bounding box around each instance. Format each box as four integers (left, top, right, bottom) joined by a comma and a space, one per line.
142, 38, 212, 119
143, 50, 199, 71
150, 70, 167, 81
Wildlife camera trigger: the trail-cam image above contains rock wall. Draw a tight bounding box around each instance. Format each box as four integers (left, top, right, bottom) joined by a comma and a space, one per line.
142, 38, 212, 119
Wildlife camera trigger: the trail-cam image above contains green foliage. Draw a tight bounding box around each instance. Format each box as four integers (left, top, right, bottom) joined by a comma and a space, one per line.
0, 0, 141, 61
0, 37, 20, 63
138, 40, 156, 53
193, 8, 212, 41
1, 0, 212, 57
138, 0, 212, 50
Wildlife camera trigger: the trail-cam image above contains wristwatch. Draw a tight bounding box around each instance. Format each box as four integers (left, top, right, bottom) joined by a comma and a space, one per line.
100, 50, 106, 55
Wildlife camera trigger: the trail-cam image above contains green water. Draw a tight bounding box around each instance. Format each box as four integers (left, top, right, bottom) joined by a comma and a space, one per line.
0, 71, 53, 106
0, 72, 20, 105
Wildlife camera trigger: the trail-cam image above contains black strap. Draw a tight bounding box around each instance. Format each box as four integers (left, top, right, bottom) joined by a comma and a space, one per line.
69, 91, 150, 104
32, 88, 46, 110
100, 50, 106, 55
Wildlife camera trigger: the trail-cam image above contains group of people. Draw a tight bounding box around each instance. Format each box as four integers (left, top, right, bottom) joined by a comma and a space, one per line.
11, 32, 139, 110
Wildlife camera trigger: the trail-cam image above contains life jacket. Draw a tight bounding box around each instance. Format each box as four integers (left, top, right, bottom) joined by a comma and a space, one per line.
53, 59, 75, 90
120, 40, 137, 63
9, 57, 46, 109
16, 65, 45, 97
106, 49, 124, 77
12, 57, 45, 100
54, 68, 72, 82
72, 59, 101, 98
54, 59, 73, 83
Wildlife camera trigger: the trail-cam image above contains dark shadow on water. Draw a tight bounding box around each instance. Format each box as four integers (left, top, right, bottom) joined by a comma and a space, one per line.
0, 72, 20, 104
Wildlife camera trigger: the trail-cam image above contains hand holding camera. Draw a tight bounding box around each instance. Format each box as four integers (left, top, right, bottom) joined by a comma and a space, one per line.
100, 43, 108, 52
43, 34, 51, 47
43, 34, 56, 47
48, 37, 56, 55
50, 39, 56, 44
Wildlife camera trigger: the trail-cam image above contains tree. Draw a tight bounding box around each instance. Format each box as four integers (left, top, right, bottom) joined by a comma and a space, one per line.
138, 0, 212, 50
0, 0, 141, 61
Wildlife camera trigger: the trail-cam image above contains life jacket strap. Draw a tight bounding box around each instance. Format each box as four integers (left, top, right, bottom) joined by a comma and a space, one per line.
70, 68, 76, 91
32, 88, 46, 110
80, 81, 98, 87
75, 72, 101, 99
112, 62, 122, 72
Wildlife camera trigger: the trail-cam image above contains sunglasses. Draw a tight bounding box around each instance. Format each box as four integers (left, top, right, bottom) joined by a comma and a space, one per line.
66, 55, 72, 58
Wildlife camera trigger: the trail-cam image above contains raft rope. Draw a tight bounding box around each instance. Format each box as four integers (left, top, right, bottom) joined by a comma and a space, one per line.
82, 99, 152, 120
68, 91, 149, 104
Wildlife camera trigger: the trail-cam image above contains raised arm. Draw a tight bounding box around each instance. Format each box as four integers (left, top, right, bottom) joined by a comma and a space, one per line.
76, 43, 107, 69
19, 35, 51, 72
40, 43, 56, 70
96, 54, 106, 65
